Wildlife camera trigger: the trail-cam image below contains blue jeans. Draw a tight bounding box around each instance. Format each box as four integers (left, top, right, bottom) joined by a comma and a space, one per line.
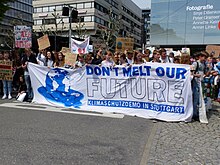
2, 80, 12, 96
24, 75, 33, 99
192, 79, 200, 119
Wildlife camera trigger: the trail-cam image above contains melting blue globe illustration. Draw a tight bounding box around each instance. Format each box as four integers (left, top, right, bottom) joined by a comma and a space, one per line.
38, 68, 84, 108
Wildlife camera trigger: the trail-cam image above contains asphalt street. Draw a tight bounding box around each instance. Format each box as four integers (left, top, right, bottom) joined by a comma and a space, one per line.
0, 99, 154, 165
0, 99, 219, 165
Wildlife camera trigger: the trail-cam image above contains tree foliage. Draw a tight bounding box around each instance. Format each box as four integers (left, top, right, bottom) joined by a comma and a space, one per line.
95, 7, 121, 51
0, 0, 16, 21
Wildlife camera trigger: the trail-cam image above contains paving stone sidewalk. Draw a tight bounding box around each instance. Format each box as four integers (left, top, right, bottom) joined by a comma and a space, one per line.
147, 102, 220, 165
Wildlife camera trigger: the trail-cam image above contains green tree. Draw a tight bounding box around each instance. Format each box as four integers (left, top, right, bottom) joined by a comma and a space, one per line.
0, 0, 16, 21
72, 17, 87, 40
96, 7, 121, 51
38, 9, 66, 51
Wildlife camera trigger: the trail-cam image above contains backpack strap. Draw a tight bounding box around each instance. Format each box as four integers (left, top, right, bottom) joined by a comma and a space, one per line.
194, 61, 199, 74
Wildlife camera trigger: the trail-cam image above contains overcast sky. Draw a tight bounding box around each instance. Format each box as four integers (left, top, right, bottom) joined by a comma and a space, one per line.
132, 0, 151, 9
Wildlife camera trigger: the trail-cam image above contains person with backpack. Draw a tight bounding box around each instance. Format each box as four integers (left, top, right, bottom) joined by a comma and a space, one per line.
191, 51, 208, 122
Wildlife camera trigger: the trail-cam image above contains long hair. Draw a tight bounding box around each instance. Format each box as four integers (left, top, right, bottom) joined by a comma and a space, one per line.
180, 53, 191, 65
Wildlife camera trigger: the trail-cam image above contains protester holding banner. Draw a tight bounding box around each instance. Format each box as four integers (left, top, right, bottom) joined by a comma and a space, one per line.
101, 51, 115, 67
21, 48, 37, 101
91, 49, 103, 65
133, 51, 145, 64
168, 52, 175, 62
85, 52, 93, 65
37, 49, 46, 66
180, 53, 191, 65
173, 57, 180, 64
160, 48, 173, 63
180, 53, 193, 80
54, 52, 65, 68
125, 50, 134, 65
143, 49, 150, 62
45, 51, 55, 68
191, 51, 208, 122
150, 50, 161, 63
2, 51, 13, 100
114, 51, 120, 65
118, 53, 129, 66
75, 54, 86, 68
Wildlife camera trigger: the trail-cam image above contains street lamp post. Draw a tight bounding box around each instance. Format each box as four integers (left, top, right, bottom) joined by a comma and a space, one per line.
62, 5, 78, 49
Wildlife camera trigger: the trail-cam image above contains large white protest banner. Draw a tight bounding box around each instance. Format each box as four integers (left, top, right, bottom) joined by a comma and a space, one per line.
28, 62, 193, 122
71, 37, 90, 54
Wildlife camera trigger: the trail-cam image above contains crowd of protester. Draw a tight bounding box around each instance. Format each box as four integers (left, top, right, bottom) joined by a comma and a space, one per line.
0, 47, 220, 122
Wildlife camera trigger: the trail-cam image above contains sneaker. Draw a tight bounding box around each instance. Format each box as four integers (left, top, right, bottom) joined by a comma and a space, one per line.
8, 95, 12, 100
2, 95, 7, 99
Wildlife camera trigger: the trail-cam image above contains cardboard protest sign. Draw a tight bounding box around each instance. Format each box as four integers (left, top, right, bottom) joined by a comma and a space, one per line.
61, 47, 77, 65
116, 37, 134, 52
37, 35, 50, 50
206, 45, 220, 57
0, 60, 13, 81
14, 25, 32, 48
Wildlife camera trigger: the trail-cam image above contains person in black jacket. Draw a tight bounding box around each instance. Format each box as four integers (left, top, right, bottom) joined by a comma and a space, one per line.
91, 48, 103, 65
16, 75, 27, 102
21, 48, 37, 101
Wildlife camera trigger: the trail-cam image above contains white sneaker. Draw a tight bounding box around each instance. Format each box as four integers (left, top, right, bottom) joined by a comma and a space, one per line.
2, 95, 7, 99
8, 95, 12, 100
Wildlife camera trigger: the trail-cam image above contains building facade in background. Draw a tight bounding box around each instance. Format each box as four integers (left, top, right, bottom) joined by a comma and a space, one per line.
142, 8, 151, 48
0, 0, 33, 49
150, 0, 220, 46
33, 0, 142, 50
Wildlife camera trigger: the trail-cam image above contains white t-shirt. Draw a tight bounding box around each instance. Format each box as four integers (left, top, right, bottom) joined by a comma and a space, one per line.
160, 56, 173, 63
37, 53, 46, 66
126, 58, 133, 65
101, 60, 115, 67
